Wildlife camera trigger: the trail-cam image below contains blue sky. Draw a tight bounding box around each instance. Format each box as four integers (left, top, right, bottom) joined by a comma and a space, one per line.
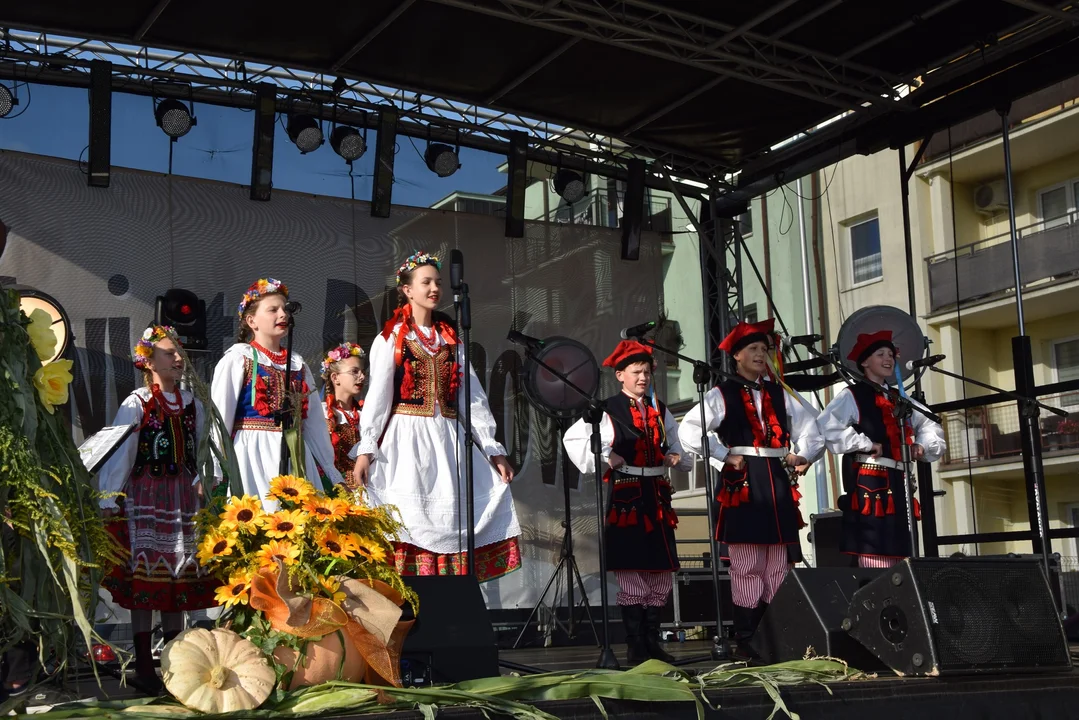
0, 83, 510, 207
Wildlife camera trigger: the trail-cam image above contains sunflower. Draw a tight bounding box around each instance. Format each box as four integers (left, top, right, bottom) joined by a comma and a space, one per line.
256, 539, 301, 569
214, 570, 253, 608
304, 496, 348, 523
346, 503, 371, 517
196, 529, 239, 565
268, 475, 315, 504
354, 535, 388, 564
261, 509, 307, 539
319, 576, 347, 605
316, 528, 358, 559
219, 494, 264, 531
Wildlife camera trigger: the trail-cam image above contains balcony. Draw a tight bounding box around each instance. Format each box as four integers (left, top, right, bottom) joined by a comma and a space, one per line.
543, 188, 674, 235
926, 213, 1079, 314
940, 391, 1079, 467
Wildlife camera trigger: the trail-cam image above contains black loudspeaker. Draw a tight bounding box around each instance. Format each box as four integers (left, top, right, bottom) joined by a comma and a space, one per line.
751, 568, 887, 670
809, 511, 853, 568
847, 558, 1072, 676
400, 576, 497, 685
249, 83, 276, 201
88, 60, 112, 188
620, 158, 645, 260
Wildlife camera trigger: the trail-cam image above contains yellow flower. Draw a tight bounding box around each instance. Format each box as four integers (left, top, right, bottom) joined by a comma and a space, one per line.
214, 570, 253, 607
32, 359, 73, 414
346, 503, 372, 517
316, 529, 357, 559
304, 496, 348, 523
319, 576, 347, 605
261, 509, 307, 539
197, 530, 239, 565
353, 535, 388, 564
26, 308, 58, 363
268, 475, 315, 504
256, 539, 300, 570
220, 495, 264, 531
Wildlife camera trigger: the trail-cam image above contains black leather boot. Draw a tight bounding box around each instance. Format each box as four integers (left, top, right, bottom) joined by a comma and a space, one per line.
130, 632, 163, 695
731, 605, 760, 661
642, 606, 676, 663
620, 605, 650, 665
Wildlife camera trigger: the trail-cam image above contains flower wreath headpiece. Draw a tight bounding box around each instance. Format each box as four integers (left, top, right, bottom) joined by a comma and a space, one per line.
133, 325, 177, 369
237, 277, 288, 319
395, 251, 441, 286
321, 342, 366, 376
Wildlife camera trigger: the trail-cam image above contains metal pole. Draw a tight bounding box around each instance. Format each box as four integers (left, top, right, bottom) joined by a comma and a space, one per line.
1000, 107, 1052, 572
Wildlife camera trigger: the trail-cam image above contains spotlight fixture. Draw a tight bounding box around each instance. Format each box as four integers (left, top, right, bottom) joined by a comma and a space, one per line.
554, 169, 586, 203
330, 126, 367, 162
287, 114, 324, 154
15, 287, 71, 364
154, 98, 196, 139
424, 142, 460, 178
0, 84, 18, 118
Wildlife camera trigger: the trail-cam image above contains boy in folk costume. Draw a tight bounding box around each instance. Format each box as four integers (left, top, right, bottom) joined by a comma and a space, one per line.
816, 330, 946, 568
678, 319, 824, 656
563, 340, 692, 664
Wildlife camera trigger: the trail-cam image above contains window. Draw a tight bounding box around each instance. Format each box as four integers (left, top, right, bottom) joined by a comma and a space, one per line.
849, 217, 882, 285
1053, 338, 1079, 409
1037, 179, 1079, 230
670, 455, 707, 495
739, 211, 753, 237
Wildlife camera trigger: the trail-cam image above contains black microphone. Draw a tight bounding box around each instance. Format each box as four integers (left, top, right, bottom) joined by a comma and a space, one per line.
905, 354, 945, 371
284, 301, 302, 314
782, 333, 822, 348
507, 330, 545, 351
620, 321, 656, 339
450, 249, 464, 293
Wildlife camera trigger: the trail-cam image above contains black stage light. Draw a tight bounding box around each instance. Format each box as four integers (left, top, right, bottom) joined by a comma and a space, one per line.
554, 169, 586, 203
424, 142, 460, 177
154, 98, 196, 138
0, 84, 18, 118
155, 288, 207, 350
330, 126, 366, 162
287, 114, 324, 154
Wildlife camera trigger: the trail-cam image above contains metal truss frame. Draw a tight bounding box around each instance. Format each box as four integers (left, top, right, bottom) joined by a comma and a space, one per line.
0, 28, 724, 189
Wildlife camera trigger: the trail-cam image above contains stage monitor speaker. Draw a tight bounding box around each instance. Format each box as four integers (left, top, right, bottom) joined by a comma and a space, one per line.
809, 511, 853, 568
751, 568, 887, 670
847, 558, 1071, 676
400, 575, 497, 685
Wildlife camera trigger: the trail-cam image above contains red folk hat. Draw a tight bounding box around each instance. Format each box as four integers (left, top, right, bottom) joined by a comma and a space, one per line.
847, 330, 898, 365
718, 318, 776, 355
602, 340, 654, 370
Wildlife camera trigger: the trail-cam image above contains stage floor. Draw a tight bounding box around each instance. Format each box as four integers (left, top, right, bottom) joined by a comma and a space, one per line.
21, 642, 1079, 719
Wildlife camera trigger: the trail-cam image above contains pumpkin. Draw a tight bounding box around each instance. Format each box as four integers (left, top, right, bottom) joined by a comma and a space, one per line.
160, 628, 276, 713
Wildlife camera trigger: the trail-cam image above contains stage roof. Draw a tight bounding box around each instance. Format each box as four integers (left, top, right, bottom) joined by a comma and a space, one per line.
3, 1, 1079, 196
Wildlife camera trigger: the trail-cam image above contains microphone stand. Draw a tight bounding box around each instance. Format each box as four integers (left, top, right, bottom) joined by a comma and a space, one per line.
454, 281, 477, 576
276, 311, 297, 475
518, 345, 643, 670
636, 336, 759, 663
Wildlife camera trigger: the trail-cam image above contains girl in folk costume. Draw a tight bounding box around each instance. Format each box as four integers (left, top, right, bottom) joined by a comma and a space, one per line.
321, 342, 366, 487
678, 319, 823, 656
210, 278, 343, 505
98, 327, 217, 692
349, 251, 521, 581
563, 340, 692, 665
816, 330, 946, 569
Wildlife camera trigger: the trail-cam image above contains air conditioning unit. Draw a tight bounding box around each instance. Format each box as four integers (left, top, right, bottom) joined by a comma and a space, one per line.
974, 180, 1009, 214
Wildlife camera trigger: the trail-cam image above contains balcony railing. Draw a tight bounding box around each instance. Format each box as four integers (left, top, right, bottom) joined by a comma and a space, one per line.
926, 212, 1079, 312
543, 188, 674, 234
940, 391, 1079, 466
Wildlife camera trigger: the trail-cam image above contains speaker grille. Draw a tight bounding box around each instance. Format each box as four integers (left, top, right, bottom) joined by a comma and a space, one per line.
912, 560, 1069, 670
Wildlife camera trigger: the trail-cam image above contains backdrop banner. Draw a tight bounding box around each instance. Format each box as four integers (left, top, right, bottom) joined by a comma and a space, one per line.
0, 150, 665, 613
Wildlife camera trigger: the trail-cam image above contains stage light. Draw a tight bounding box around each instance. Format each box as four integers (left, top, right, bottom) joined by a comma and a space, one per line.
287, 114, 324, 154
424, 142, 460, 177
154, 98, 196, 139
0, 84, 17, 118
330, 126, 366, 162
554, 169, 586, 204
155, 288, 207, 350
15, 287, 71, 364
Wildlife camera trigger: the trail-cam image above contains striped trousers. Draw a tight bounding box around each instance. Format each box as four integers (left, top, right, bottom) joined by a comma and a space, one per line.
858, 554, 901, 569
728, 544, 790, 609
613, 571, 673, 607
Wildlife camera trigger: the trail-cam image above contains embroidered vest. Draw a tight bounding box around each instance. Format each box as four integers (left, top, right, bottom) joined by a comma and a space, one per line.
390, 339, 459, 419
234, 357, 309, 433
133, 395, 198, 477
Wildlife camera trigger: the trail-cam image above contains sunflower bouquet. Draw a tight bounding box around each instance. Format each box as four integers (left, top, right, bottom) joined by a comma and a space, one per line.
193, 475, 418, 688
